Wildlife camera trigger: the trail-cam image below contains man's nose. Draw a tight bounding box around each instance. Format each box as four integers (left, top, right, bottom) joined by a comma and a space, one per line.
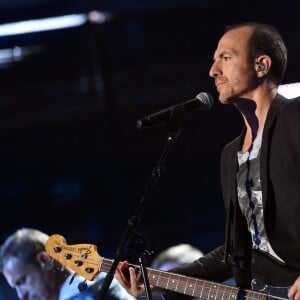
209, 61, 221, 78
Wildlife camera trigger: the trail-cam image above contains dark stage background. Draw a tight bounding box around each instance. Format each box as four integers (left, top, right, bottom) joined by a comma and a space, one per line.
0, 0, 299, 298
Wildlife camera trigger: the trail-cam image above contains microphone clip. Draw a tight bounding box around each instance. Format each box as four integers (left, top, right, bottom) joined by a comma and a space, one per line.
165, 104, 185, 139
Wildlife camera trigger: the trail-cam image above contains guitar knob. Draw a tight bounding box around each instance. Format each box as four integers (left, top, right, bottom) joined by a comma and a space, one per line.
53, 247, 62, 253
75, 260, 83, 266
64, 253, 72, 260
85, 267, 94, 274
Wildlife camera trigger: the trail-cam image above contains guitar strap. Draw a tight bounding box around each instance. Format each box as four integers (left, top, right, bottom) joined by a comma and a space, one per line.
223, 197, 233, 264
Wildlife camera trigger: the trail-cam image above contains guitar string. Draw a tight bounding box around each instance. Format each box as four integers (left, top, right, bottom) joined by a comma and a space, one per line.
100, 260, 289, 300
58, 254, 288, 300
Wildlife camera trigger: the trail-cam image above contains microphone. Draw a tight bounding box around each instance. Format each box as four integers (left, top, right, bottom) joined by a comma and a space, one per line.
136, 92, 213, 129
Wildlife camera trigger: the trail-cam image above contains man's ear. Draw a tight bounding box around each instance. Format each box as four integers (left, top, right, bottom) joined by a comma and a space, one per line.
255, 55, 272, 77
36, 251, 54, 271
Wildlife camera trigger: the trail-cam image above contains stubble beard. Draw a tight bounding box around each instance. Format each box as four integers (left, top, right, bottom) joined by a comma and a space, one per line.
218, 85, 237, 105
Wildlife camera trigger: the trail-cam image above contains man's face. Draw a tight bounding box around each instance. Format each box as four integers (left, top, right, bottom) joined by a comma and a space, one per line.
2, 256, 58, 300
209, 26, 258, 104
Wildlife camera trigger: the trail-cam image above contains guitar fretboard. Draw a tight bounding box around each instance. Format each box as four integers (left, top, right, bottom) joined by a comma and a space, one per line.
100, 258, 268, 300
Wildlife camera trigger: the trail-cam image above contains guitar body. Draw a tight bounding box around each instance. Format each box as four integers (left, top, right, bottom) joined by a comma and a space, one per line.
45, 234, 289, 300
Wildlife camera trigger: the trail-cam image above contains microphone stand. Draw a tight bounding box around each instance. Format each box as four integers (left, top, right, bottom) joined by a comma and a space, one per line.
97, 106, 185, 300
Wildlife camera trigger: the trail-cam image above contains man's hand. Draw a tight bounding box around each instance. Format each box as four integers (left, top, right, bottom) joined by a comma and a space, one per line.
115, 261, 147, 297
288, 276, 300, 300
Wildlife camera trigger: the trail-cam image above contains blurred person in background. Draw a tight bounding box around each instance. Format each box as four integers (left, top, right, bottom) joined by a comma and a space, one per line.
151, 244, 203, 271
0, 228, 136, 300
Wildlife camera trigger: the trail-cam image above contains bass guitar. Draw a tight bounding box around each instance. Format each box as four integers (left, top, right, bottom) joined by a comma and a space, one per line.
45, 234, 288, 300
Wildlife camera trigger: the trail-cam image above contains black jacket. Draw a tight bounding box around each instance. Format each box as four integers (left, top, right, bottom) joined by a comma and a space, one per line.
177, 94, 300, 289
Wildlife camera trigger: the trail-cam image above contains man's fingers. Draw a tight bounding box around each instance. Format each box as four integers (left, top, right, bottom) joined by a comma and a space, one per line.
288, 276, 300, 300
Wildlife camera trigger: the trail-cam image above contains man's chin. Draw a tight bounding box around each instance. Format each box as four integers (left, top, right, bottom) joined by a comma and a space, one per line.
219, 96, 237, 105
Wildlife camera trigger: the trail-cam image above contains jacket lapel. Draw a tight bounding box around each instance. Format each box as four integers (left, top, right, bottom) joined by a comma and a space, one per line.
260, 94, 286, 209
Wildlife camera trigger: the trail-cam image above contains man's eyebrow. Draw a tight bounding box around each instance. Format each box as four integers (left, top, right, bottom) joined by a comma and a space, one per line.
212, 50, 230, 60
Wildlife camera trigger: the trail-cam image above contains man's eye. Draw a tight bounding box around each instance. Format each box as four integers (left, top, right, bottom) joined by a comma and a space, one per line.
223, 56, 230, 61
16, 276, 26, 286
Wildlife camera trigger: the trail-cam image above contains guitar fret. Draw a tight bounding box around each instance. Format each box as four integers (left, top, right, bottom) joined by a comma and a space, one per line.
176, 275, 188, 293
169, 273, 179, 291
183, 277, 197, 296
165, 272, 171, 290
203, 281, 214, 299
148, 270, 161, 287
221, 285, 237, 300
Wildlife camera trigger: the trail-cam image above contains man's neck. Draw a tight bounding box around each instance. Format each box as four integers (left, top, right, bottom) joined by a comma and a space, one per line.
235, 88, 277, 152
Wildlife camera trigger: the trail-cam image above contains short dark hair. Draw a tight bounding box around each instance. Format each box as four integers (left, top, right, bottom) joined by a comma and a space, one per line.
225, 22, 288, 85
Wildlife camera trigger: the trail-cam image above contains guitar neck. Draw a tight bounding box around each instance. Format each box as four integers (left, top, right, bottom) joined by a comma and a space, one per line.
100, 258, 267, 300
45, 235, 270, 300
